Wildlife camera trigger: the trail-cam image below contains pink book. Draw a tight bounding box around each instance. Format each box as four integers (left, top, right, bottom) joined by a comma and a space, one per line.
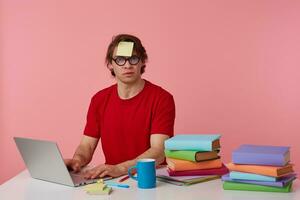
157, 168, 208, 181
168, 164, 229, 176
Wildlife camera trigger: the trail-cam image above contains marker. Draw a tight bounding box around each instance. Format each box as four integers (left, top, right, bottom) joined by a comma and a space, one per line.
105, 182, 130, 188
119, 175, 130, 182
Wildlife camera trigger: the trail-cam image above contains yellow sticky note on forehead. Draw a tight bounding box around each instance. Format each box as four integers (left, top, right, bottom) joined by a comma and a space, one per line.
116, 41, 134, 56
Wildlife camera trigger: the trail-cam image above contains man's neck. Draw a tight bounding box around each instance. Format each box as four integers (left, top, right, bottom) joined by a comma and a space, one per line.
117, 78, 145, 99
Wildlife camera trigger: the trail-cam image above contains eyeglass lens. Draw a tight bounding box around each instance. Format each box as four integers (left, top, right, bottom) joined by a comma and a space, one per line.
113, 56, 140, 66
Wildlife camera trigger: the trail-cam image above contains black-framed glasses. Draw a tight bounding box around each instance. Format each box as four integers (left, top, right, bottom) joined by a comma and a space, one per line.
112, 55, 140, 66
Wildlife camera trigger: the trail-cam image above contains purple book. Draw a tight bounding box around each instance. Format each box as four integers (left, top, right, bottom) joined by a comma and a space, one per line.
221, 173, 296, 187
232, 144, 290, 166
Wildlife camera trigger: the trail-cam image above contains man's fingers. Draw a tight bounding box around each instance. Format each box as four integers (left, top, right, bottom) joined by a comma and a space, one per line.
99, 170, 109, 178
84, 169, 98, 179
91, 167, 106, 179
64, 159, 73, 166
83, 165, 107, 179
72, 161, 81, 172
83, 172, 93, 179
64, 159, 74, 171
64, 159, 81, 172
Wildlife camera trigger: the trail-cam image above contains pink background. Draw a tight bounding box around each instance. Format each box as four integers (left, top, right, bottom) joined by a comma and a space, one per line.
1, 0, 300, 184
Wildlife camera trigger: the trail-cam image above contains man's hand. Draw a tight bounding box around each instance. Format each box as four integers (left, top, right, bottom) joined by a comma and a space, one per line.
83, 164, 127, 179
64, 136, 99, 173
64, 158, 82, 173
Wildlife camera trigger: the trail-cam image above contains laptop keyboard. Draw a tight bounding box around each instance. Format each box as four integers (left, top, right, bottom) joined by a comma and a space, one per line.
70, 173, 96, 186
70, 172, 112, 186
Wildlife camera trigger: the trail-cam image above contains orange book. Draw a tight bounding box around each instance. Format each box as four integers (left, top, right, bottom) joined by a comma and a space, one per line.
166, 158, 222, 171
226, 162, 294, 177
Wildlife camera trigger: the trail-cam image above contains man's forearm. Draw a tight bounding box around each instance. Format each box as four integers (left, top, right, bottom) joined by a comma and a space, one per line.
116, 147, 165, 174
73, 145, 94, 167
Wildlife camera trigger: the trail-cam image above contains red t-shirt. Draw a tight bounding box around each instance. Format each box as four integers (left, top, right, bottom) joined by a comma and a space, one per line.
83, 80, 175, 165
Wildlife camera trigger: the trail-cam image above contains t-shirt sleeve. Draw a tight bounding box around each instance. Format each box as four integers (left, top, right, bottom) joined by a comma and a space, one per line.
150, 92, 175, 137
83, 96, 100, 138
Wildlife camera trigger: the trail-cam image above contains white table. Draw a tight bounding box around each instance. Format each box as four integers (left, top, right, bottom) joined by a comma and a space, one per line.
0, 170, 299, 200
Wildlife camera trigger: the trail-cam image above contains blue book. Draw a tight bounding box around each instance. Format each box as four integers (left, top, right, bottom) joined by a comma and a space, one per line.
222, 173, 296, 187
164, 134, 221, 151
230, 171, 277, 182
232, 144, 290, 166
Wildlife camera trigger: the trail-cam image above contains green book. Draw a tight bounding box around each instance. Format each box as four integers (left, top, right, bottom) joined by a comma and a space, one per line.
165, 150, 219, 162
223, 181, 293, 193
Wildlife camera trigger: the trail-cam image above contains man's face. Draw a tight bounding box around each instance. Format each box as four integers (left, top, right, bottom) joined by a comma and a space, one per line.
109, 47, 144, 84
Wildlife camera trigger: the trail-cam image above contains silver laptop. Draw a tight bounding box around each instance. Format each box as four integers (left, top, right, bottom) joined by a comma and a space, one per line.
14, 137, 111, 187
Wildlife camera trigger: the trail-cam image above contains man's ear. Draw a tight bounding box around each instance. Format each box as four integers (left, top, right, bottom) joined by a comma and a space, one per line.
107, 64, 113, 70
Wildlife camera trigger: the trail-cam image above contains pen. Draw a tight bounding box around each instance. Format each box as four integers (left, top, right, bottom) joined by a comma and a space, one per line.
105, 182, 130, 188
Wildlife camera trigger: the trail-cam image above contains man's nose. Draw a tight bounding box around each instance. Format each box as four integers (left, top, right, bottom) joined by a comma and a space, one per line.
123, 61, 133, 69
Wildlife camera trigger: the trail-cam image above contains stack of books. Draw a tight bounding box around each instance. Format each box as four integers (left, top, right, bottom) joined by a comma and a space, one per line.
157, 134, 229, 185
222, 144, 296, 192
156, 167, 220, 186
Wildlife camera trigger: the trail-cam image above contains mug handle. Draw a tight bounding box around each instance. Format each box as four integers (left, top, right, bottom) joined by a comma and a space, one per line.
128, 166, 138, 181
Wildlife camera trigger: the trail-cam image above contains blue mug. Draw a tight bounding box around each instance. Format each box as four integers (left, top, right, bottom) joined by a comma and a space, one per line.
128, 158, 156, 189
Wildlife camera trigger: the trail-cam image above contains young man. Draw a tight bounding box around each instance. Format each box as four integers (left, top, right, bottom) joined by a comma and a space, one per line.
65, 34, 175, 179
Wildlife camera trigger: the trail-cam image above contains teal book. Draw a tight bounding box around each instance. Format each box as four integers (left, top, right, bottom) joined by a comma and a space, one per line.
223, 181, 293, 192
164, 134, 221, 151
229, 171, 277, 182
164, 150, 219, 162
